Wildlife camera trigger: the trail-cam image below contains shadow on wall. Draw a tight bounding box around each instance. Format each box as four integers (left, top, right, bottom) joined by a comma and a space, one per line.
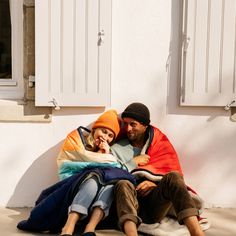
7, 141, 63, 207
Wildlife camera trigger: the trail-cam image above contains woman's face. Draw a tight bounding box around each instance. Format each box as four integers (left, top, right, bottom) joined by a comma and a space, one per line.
93, 127, 115, 146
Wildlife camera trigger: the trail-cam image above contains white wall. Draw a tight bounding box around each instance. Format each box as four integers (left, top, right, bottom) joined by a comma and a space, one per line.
1, 0, 236, 208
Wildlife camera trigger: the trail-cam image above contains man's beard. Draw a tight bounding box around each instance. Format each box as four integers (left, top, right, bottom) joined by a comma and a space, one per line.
127, 131, 143, 142
127, 132, 135, 141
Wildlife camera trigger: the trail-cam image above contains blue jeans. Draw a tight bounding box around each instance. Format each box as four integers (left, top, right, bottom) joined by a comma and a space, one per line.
69, 176, 114, 219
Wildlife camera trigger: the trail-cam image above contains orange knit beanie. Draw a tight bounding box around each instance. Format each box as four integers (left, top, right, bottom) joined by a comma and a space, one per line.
92, 109, 120, 139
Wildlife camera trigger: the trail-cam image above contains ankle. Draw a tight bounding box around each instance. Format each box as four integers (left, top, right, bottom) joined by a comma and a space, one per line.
124, 220, 138, 236
84, 223, 96, 233
61, 226, 74, 235
191, 230, 205, 236
183, 216, 204, 236
187, 225, 205, 236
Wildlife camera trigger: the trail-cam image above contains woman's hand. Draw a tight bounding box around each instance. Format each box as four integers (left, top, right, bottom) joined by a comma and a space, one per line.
136, 180, 156, 196
134, 154, 150, 166
96, 137, 110, 154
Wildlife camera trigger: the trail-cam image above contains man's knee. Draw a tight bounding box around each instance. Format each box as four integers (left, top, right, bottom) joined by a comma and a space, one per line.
162, 171, 186, 190
167, 171, 182, 179
165, 171, 183, 183
115, 180, 135, 193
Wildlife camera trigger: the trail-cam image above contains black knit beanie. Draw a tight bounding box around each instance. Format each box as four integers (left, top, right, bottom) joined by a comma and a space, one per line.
122, 102, 150, 125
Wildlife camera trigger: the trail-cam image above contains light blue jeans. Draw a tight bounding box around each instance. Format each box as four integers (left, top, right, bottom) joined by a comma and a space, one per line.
69, 176, 114, 219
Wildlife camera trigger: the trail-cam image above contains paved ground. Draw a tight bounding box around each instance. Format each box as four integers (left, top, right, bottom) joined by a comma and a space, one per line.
1, 207, 236, 235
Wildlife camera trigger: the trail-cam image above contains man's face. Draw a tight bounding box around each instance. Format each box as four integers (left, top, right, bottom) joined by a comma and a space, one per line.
123, 117, 147, 142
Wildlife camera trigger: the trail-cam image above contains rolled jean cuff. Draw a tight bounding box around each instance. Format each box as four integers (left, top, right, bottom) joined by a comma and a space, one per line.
118, 214, 142, 231
69, 204, 88, 220
91, 201, 109, 218
177, 208, 199, 224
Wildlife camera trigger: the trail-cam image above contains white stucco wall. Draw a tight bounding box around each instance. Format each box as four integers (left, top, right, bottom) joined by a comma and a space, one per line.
1, 0, 236, 208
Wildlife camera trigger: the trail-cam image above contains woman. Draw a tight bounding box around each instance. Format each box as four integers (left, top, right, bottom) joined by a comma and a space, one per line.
57, 109, 123, 180
57, 109, 127, 236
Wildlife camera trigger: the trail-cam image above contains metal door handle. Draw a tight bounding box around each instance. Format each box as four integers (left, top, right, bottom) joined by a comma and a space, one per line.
49, 98, 60, 110
98, 30, 105, 46
224, 100, 235, 111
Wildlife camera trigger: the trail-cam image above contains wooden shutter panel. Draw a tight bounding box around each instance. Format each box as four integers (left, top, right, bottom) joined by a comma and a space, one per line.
35, 0, 111, 107
181, 0, 236, 107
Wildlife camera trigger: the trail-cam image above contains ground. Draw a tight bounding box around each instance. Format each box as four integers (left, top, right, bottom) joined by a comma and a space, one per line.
1, 207, 236, 236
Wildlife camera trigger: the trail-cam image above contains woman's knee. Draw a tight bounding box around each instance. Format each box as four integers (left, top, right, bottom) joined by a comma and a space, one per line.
81, 177, 99, 197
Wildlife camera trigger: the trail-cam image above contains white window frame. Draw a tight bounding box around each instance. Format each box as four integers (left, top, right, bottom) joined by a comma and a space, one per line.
0, 0, 24, 100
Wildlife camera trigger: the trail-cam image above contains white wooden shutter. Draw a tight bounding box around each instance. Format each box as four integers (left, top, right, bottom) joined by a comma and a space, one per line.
35, 0, 111, 107
181, 0, 236, 107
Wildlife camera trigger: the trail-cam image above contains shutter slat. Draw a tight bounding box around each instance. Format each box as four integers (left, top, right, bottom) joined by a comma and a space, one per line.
207, 0, 221, 93
50, 0, 61, 94
221, 0, 236, 93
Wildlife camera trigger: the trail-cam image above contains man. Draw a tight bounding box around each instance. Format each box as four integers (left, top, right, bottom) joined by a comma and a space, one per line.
111, 102, 204, 236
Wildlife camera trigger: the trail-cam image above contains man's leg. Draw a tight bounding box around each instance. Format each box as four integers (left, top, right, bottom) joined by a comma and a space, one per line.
114, 180, 141, 236
184, 216, 204, 236
141, 171, 204, 236
123, 220, 138, 236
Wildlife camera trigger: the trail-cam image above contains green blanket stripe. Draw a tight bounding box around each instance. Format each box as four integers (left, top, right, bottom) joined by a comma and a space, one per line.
59, 161, 122, 180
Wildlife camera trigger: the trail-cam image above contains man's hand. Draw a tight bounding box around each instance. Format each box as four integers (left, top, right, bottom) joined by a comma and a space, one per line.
134, 154, 150, 166
136, 180, 156, 196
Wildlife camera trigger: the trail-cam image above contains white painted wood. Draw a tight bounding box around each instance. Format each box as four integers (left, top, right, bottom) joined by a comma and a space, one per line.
87, 0, 99, 94
207, 0, 221, 94
191, 0, 207, 94
221, 0, 236, 94
75, 0, 86, 94
181, 0, 236, 107
35, 0, 50, 104
35, 0, 111, 107
98, 0, 112, 102
50, 0, 61, 94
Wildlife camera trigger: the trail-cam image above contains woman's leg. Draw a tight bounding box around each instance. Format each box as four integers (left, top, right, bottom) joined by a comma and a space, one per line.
60, 177, 99, 235
83, 184, 114, 233
83, 206, 104, 233
61, 212, 80, 235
